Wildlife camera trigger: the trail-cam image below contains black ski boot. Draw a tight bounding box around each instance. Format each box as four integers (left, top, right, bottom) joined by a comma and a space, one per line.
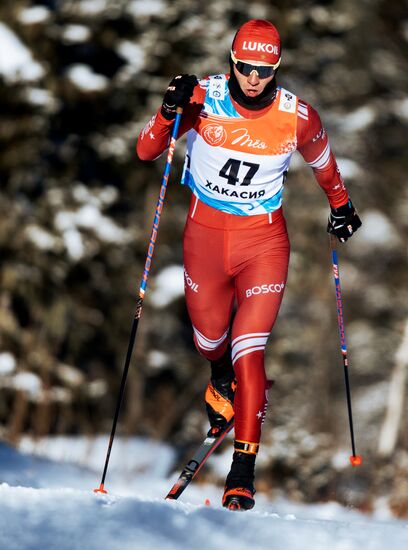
222, 450, 257, 511
205, 345, 236, 435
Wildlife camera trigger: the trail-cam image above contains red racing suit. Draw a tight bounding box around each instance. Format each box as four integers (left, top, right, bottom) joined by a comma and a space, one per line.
137, 75, 349, 446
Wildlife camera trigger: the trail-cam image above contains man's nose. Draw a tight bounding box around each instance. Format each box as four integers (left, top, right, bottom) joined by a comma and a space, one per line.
247, 70, 260, 85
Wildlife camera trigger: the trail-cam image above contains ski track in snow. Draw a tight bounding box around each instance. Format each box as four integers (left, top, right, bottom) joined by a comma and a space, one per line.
0, 442, 407, 550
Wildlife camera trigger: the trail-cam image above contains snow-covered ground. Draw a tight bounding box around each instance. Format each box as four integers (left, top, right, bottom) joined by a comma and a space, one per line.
0, 436, 406, 550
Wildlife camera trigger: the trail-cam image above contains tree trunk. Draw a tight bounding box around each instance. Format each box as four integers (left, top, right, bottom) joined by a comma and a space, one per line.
377, 320, 408, 457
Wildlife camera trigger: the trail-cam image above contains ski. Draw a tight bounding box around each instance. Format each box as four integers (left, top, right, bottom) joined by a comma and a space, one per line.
165, 420, 234, 500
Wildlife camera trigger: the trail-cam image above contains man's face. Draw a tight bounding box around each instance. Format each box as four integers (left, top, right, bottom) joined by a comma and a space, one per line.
232, 64, 274, 98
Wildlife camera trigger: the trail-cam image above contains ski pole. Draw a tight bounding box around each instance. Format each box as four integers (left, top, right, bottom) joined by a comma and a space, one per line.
94, 107, 183, 494
329, 234, 362, 467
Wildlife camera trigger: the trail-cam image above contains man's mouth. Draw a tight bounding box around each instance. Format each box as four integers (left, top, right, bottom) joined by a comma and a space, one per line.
246, 89, 259, 96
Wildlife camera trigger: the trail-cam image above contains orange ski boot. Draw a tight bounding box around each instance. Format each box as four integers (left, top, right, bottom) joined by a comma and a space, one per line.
205, 374, 236, 435
205, 346, 236, 435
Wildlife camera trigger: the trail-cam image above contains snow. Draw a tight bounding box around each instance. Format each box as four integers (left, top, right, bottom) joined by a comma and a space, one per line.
0, 22, 45, 83
66, 64, 109, 92
72, 183, 119, 208
4, 482, 405, 550
18, 6, 51, 25
54, 204, 130, 260
0, 436, 406, 550
49, 386, 72, 404
354, 210, 400, 248
76, 204, 128, 242
148, 349, 170, 369
331, 449, 354, 470
117, 40, 146, 72
76, 0, 110, 16
0, 352, 16, 375
61, 24, 91, 44
127, 0, 168, 18
56, 205, 129, 243
395, 321, 408, 364
339, 105, 376, 132
11, 372, 42, 398
19, 436, 175, 478
150, 265, 185, 307
61, 227, 85, 261
392, 97, 408, 122
87, 379, 108, 398
23, 87, 59, 113
336, 158, 363, 179
25, 224, 59, 251
354, 382, 389, 417
56, 364, 85, 388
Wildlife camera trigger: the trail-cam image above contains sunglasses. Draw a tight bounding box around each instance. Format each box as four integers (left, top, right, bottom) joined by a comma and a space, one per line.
230, 51, 280, 79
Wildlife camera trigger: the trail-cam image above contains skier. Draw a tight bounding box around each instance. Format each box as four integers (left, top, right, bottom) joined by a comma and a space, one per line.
137, 19, 361, 510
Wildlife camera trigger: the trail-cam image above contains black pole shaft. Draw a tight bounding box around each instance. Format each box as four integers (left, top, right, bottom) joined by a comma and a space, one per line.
341, 352, 357, 457
99, 297, 143, 487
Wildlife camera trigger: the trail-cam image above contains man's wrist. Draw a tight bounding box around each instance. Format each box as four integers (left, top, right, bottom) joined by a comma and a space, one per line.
161, 103, 177, 120
330, 200, 353, 216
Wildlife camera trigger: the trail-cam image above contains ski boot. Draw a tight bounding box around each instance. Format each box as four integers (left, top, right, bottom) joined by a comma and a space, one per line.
222, 445, 258, 511
205, 346, 236, 436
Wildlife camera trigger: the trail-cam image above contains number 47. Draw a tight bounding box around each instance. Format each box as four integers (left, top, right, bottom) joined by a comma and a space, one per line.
219, 158, 259, 186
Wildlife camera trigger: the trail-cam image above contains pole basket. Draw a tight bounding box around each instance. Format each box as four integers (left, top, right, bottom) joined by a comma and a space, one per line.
350, 455, 362, 467
94, 483, 108, 494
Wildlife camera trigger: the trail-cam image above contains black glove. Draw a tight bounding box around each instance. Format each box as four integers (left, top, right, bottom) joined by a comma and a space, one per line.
327, 200, 362, 242
161, 74, 198, 120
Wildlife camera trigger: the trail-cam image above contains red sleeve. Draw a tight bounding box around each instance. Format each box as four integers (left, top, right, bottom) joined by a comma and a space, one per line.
136, 83, 206, 161
297, 100, 349, 208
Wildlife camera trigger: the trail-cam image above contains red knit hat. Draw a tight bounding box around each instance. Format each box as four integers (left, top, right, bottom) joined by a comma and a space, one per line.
232, 19, 281, 65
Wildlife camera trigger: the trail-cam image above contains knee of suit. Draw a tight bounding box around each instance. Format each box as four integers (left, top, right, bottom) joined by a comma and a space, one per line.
193, 327, 230, 361
231, 332, 269, 368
